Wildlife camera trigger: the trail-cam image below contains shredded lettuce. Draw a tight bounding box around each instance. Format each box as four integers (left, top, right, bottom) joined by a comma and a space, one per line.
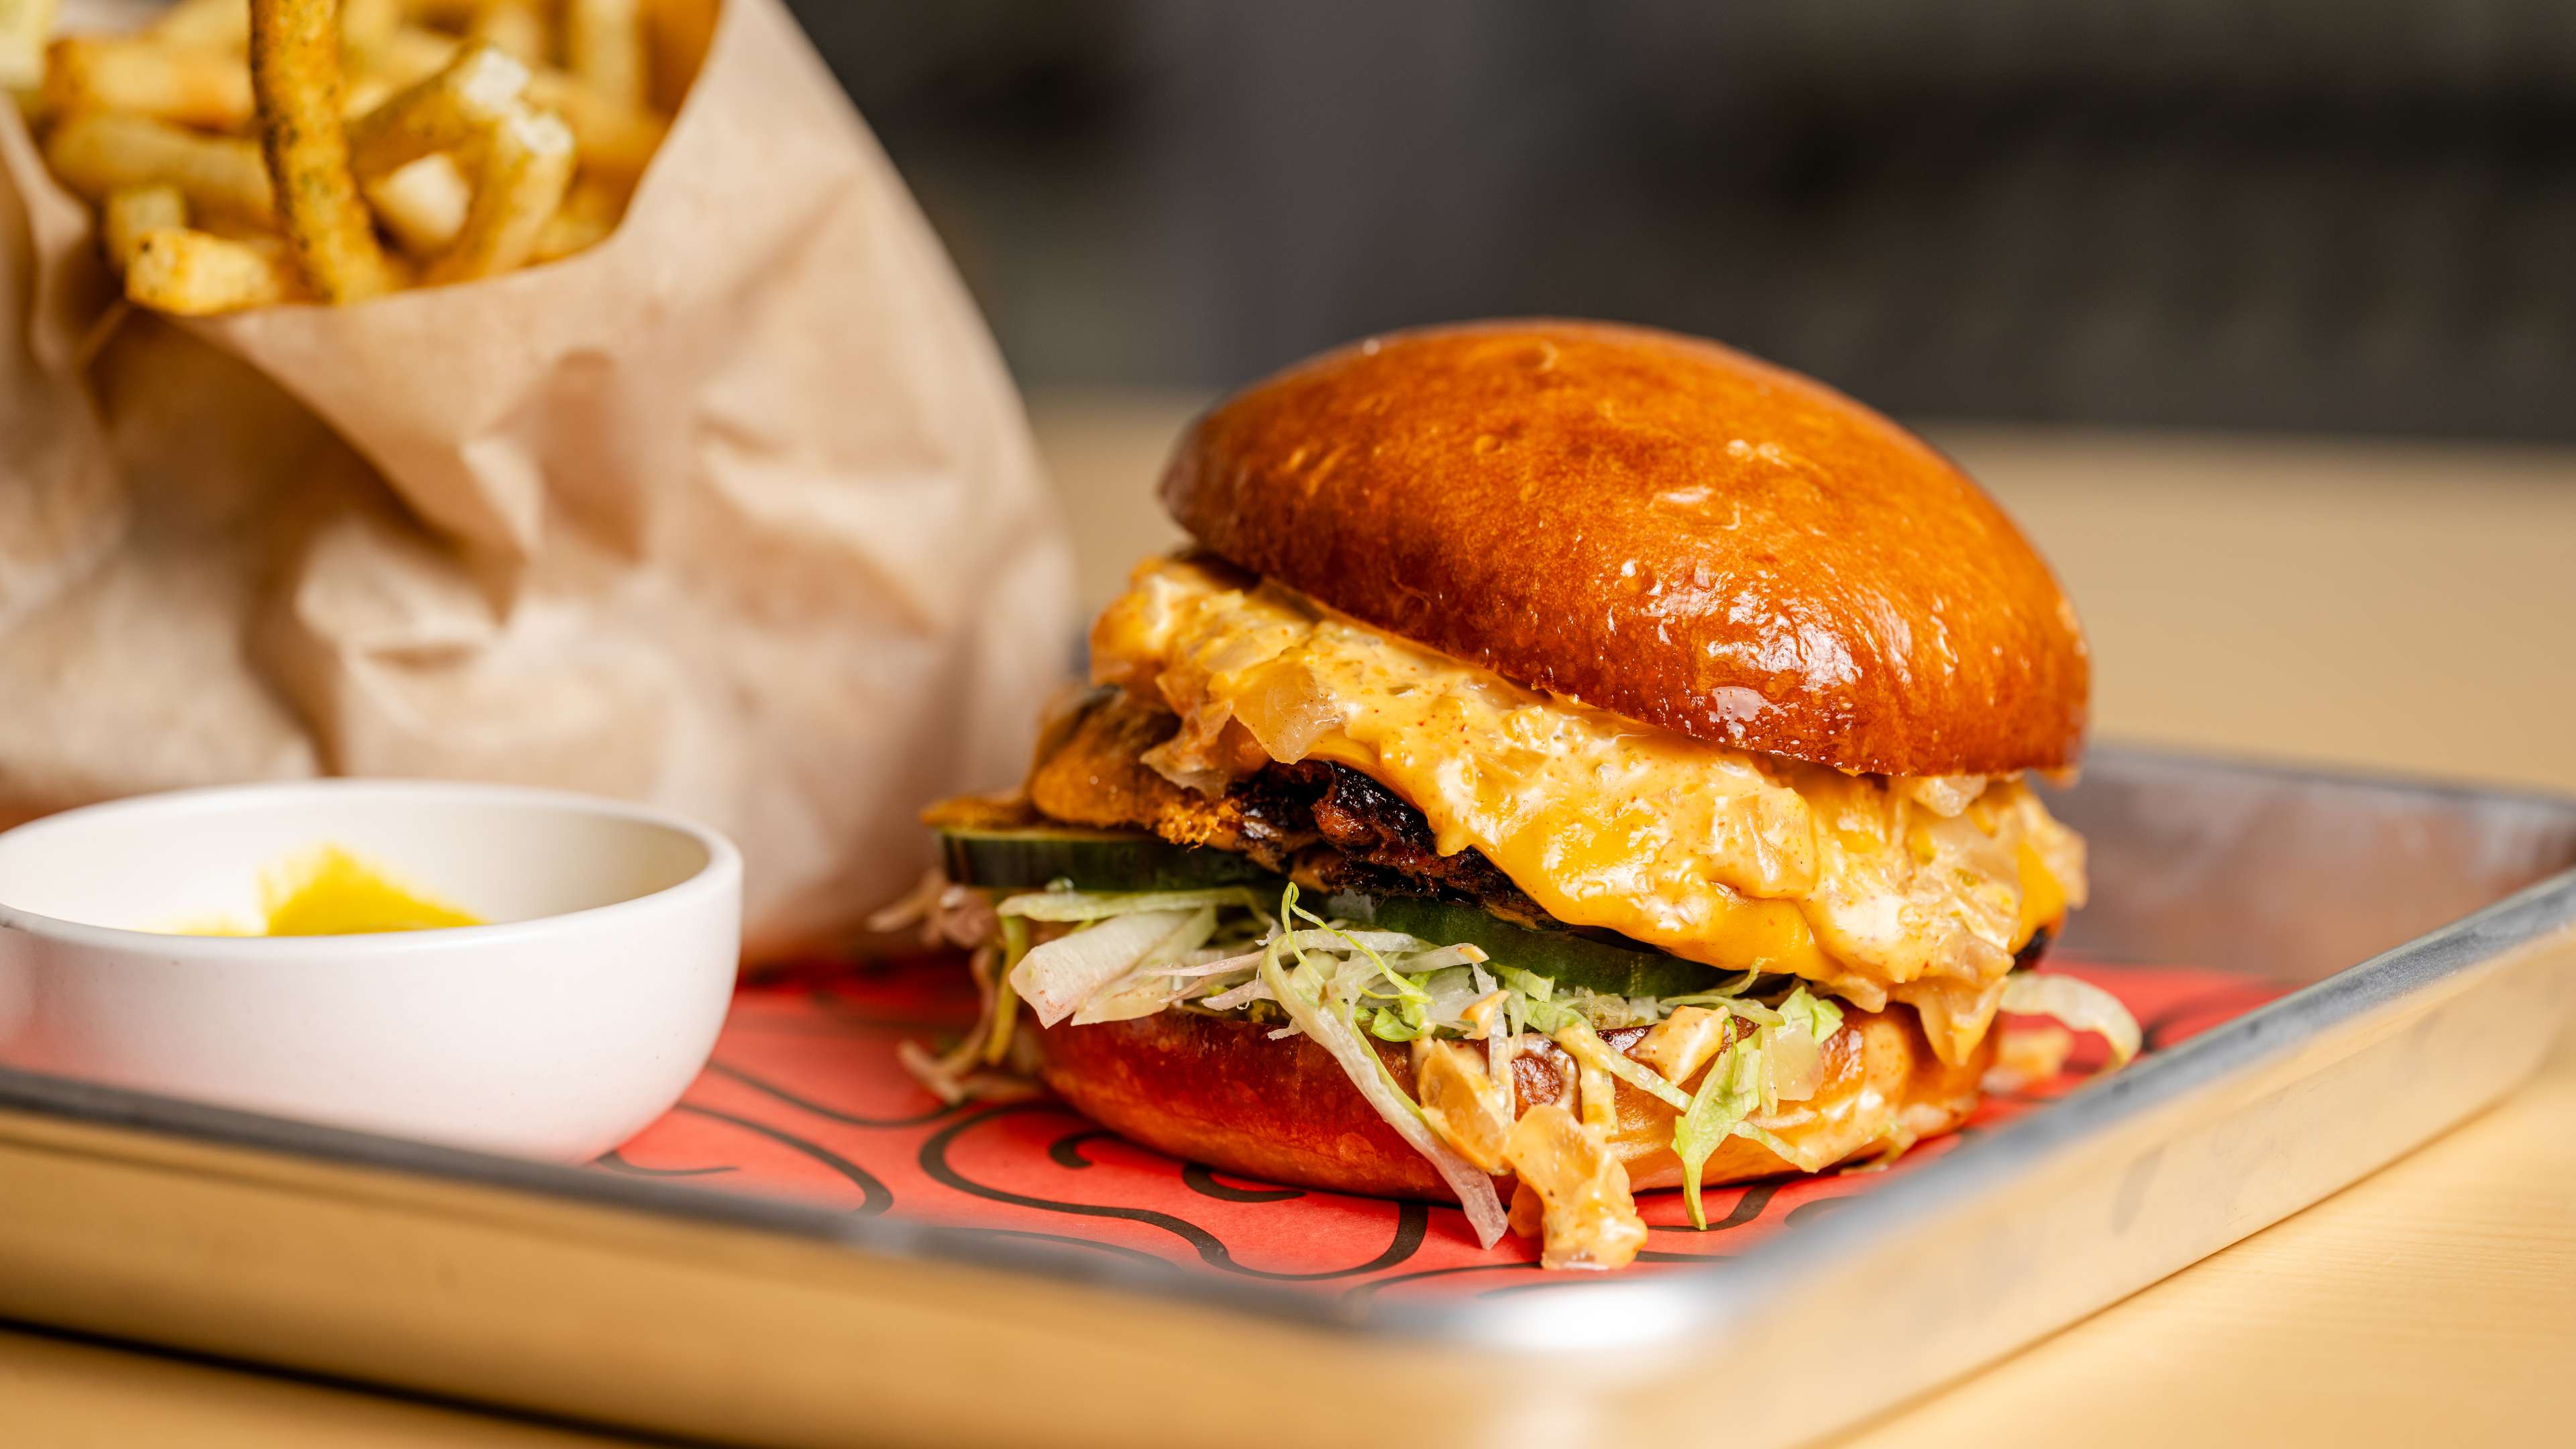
1069, 904, 1221, 1024
1666, 983, 1850, 1220
1672, 1032, 1768, 1230
983, 914, 1032, 1065
2000, 971, 2141, 1066
997, 885, 1269, 922
1776, 985, 1844, 1044
1259, 887, 1511, 1246
1010, 908, 1202, 1026
1197, 973, 1276, 1012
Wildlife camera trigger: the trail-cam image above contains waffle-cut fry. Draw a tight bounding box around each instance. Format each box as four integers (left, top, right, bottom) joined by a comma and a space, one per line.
529, 175, 622, 262
468, 0, 547, 66
645, 0, 716, 111
423, 103, 571, 282
43, 35, 255, 129
566, 0, 645, 109
101, 183, 189, 269
250, 0, 398, 301
44, 111, 274, 223
123, 225, 301, 313
151, 0, 248, 54
364, 150, 470, 254
1, 0, 58, 91
384, 25, 665, 184
345, 40, 526, 178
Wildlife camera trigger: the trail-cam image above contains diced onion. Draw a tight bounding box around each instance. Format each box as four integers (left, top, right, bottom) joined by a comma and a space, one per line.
1765, 1022, 1824, 1104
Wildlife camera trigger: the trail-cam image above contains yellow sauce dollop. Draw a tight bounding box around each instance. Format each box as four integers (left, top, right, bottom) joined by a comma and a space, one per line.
174, 845, 480, 936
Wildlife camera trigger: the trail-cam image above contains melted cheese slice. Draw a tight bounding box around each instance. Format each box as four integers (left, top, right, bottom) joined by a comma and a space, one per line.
1091, 557, 2088, 1062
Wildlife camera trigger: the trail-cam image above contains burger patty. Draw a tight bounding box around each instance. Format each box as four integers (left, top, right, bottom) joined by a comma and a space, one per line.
1027, 690, 1551, 922
1256, 759, 1554, 922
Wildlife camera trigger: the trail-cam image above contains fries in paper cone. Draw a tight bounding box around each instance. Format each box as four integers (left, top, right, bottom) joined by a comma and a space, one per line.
0, 0, 1075, 956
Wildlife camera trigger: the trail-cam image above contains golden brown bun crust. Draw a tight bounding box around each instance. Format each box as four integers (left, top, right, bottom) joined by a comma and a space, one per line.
1033, 1005, 1990, 1203
1160, 321, 2088, 776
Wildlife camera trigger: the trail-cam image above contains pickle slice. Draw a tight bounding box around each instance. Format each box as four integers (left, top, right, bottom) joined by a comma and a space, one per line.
936, 822, 1723, 998
938, 825, 1280, 893
1321, 893, 1723, 1000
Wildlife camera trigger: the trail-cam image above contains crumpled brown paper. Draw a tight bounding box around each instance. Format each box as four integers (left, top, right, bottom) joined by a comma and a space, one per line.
0, 0, 1074, 958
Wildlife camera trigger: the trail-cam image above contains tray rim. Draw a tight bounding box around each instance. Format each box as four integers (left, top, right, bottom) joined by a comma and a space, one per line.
3, 741, 2572, 1346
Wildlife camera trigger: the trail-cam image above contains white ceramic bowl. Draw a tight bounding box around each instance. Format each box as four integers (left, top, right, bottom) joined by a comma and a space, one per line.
0, 780, 741, 1162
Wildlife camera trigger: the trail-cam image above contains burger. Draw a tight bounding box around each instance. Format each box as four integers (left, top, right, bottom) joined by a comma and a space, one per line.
901, 321, 2136, 1271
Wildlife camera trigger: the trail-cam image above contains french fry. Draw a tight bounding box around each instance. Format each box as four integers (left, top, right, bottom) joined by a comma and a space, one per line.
151, 0, 250, 55
468, 0, 547, 66
398, 0, 482, 25
385, 25, 664, 184
340, 0, 400, 67
44, 110, 274, 223
249, 0, 398, 301
123, 225, 301, 313
525, 64, 661, 182
529, 174, 621, 262
343, 68, 396, 116
645, 0, 716, 112
344, 40, 525, 177
101, 184, 189, 268
423, 102, 570, 282
565, 0, 643, 110
43, 35, 255, 129
364, 150, 468, 254
374, 23, 449, 85
101, 183, 189, 269
1, 0, 57, 92
191, 208, 278, 242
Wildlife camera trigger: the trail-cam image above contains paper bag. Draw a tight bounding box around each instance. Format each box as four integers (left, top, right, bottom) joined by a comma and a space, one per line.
0, 0, 1075, 957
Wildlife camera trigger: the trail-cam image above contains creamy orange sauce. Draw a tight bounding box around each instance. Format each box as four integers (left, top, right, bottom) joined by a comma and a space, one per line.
1091, 556, 2088, 1061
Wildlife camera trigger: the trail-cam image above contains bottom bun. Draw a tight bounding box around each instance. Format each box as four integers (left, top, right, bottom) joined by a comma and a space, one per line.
1034, 1004, 1992, 1202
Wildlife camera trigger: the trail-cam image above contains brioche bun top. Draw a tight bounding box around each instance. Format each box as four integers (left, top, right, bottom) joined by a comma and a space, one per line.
1158, 321, 2088, 777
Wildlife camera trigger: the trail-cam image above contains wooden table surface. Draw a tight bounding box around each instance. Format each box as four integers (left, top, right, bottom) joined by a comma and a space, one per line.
9, 399, 2573, 1445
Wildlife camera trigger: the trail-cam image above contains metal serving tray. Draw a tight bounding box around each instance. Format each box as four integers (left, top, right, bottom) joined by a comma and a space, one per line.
1, 745, 2571, 1448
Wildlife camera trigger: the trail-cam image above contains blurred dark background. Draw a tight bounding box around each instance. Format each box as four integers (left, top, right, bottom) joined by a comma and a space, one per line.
786, 0, 2576, 441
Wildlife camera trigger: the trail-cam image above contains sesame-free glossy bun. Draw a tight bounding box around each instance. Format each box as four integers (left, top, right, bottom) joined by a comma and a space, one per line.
1032, 1006, 1990, 1203
1159, 320, 2088, 777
